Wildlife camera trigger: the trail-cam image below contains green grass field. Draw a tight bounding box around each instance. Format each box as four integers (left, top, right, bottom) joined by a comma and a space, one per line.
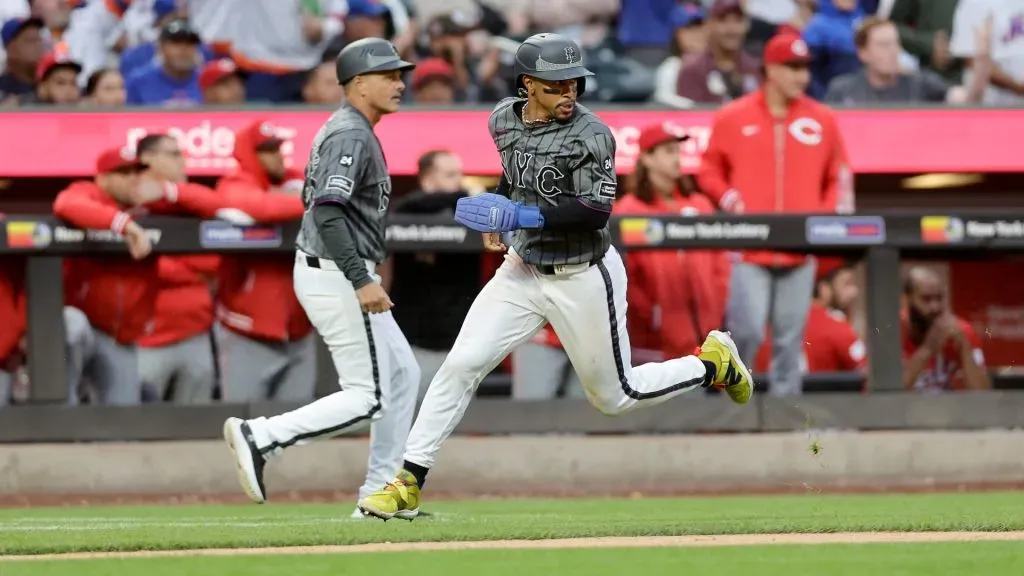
1, 492, 1023, 575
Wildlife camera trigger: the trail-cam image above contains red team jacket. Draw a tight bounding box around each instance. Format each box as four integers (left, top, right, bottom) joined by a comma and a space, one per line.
0, 253, 26, 367
697, 89, 851, 268
614, 191, 731, 361
214, 123, 310, 342
137, 255, 221, 348
53, 180, 223, 344
755, 302, 867, 374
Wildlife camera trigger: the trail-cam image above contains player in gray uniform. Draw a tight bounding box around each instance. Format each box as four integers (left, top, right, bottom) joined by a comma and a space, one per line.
359, 33, 755, 521
223, 37, 421, 518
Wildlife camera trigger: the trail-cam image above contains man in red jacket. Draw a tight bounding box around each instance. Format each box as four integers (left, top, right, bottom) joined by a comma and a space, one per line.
697, 32, 853, 396
133, 134, 221, 404
53, 145, 224, 405
214, 120, 314, 402
617, 122, 732, 363
0, 254, 93, 406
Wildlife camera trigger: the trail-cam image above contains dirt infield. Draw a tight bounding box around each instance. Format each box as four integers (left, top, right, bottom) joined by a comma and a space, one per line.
3, 531, 1024, 561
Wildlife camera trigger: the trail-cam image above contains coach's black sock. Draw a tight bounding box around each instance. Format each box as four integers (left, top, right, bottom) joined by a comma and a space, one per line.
700, 360, 718, 387
402, 461, 429, 487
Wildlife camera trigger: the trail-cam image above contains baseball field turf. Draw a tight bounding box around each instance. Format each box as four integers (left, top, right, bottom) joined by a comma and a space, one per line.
1, 491, 1023, 575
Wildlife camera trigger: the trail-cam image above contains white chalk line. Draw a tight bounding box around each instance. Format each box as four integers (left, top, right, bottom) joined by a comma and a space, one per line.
2, 531, 1024, 562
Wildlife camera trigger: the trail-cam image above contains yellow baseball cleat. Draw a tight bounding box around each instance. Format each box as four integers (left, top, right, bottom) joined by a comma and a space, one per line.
357, 469, 420, 521
697, 330, 754, 405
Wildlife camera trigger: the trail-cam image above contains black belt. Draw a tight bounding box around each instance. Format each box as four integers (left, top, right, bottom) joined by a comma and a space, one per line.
304, 255, 322, 268
535, 258, 600, 276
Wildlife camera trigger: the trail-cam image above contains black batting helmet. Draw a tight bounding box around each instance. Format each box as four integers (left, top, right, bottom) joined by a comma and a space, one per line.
514, 33, 594, 96
335, 37, 415, 85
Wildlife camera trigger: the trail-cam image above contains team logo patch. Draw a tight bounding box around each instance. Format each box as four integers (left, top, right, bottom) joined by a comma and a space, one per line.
565, 46, 577, 64
340, 155, 354, 166
597, 180, 617, 200
325, 175, 355, 199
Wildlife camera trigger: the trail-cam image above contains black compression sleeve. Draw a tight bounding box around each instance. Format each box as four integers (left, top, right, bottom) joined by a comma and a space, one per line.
312, 204, 374, 289
539, 201, 611, 231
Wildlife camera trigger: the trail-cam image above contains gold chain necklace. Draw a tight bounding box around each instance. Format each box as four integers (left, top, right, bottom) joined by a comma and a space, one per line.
521, 103, 553, 126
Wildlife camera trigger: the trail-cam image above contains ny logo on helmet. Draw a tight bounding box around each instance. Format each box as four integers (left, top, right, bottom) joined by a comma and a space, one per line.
564, 47, 576, 64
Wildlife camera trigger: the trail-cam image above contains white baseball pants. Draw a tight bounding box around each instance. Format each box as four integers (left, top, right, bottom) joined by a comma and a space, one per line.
245, 252, 420, 499
404, 246, 708, 469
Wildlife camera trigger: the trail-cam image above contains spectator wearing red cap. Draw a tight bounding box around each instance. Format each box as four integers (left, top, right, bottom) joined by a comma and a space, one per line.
754, 259, 867, 385
52, 145, 225, 405
301, 60, 344, 105
0, 17, 45, 100
697, 33, 853, 397
17, 50, 81, 104
83, 68, 126, 106
675, 0, 761, 107
614, 122, 731, 363
411, 57, 455, 104
213, 120, 313, 402
199, 58, 246, 105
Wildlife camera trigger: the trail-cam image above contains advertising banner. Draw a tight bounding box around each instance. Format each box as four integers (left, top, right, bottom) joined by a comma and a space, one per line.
0, 108, 1019, 177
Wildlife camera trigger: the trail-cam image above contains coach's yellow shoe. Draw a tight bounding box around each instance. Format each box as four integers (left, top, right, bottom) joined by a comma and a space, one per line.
357, 469, 420, 521
697, 330, 754, 405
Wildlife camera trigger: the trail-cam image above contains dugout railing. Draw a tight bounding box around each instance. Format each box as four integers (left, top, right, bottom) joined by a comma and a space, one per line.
2, 210, 1023, 442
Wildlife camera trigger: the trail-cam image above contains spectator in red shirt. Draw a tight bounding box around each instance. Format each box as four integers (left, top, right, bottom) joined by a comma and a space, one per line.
756, 258, 867, 381
53, 145, 223, 405
614, 122, 730, 363
214, 120, 313, 402
902, 266, 990, 392
697, 33, 853, 397
804, 259, 866, 374
134, 134, 219, 404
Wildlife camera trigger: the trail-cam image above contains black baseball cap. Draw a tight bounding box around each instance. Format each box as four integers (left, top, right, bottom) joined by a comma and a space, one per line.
159, 18, 201, 43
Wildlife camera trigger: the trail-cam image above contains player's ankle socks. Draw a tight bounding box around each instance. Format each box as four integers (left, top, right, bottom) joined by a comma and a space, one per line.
700, 360, 718, 386
402, 461, 429, 487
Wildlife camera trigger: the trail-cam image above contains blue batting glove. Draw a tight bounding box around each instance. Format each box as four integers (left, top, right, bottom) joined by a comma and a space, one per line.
454, 193, 544, 232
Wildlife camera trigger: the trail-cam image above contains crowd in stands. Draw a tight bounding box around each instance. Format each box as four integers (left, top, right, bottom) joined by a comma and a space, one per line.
0, 0, 1017, 107
0, 0, 1011, 405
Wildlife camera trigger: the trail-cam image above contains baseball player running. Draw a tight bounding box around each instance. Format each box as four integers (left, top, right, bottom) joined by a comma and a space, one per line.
223, 38, 421, 517
358, 33, 754, 521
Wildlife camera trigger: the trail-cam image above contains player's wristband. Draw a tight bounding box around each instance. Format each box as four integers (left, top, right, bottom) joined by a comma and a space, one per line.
516, 205, 544, 229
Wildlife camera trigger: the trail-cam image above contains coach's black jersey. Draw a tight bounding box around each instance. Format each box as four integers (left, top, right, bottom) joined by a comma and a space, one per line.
296, 103, 392, 263
488, 97, 617, 266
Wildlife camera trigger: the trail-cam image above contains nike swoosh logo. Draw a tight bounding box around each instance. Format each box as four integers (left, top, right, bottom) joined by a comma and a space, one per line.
366, 54, 400, 68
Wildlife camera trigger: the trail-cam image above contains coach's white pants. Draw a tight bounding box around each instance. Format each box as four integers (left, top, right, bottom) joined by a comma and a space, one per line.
404, 247, 707, 469
247, 253, 419, 498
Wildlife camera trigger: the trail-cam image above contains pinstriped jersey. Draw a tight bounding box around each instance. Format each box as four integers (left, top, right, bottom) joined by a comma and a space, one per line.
296, 103, 392, 263
488, 97, 617, 266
